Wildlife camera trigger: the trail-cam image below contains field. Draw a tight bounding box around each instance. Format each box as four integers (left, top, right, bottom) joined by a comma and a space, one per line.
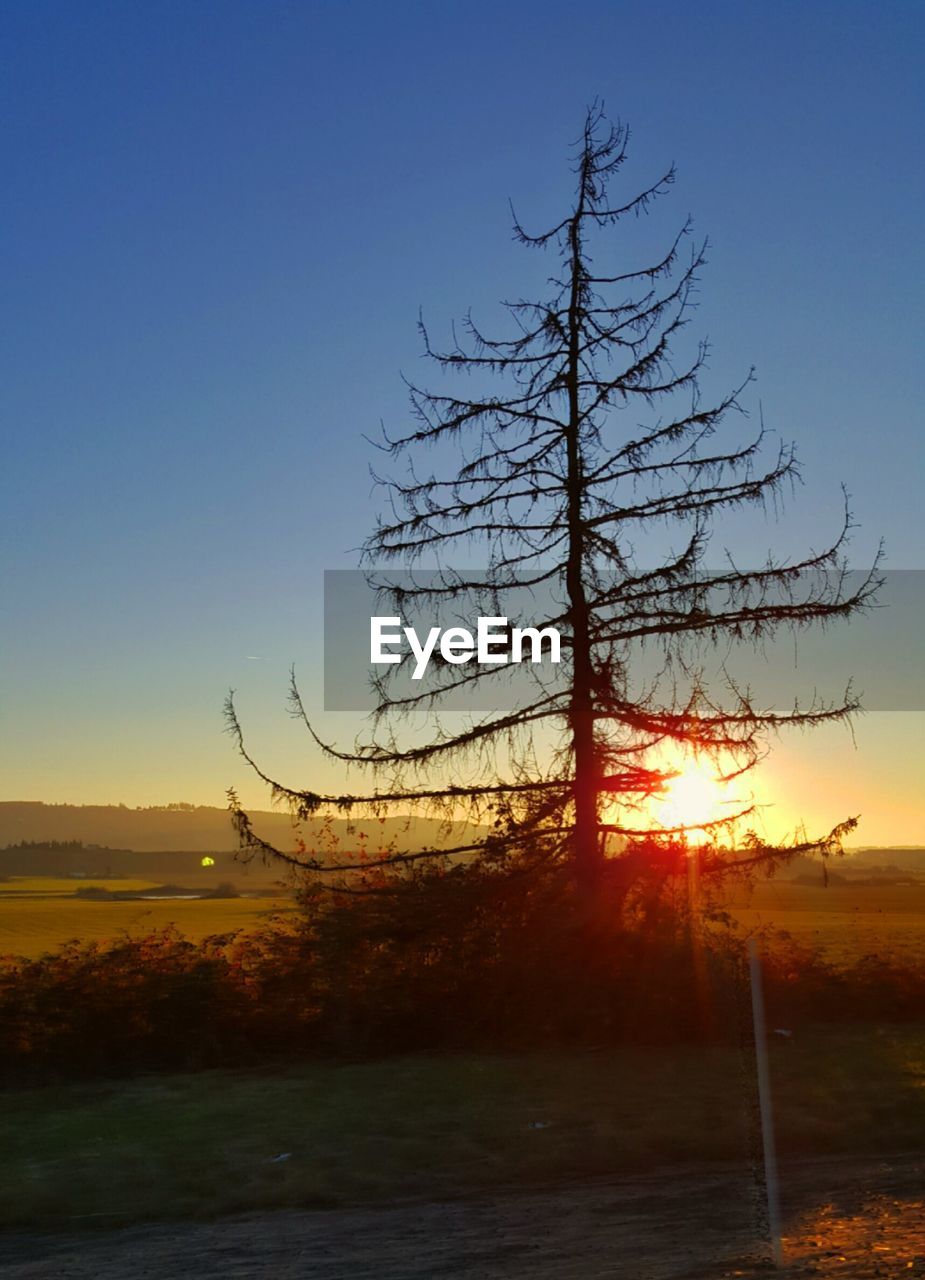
0, 879, 293, 959
723, 878, 925, 965
3, 872, 925, 963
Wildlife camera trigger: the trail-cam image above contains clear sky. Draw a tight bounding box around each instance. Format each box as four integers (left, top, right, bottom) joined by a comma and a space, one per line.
1, 1, 922, 843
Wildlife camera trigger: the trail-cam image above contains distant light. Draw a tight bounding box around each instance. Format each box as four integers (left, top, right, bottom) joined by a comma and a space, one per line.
201, 856, 215, 867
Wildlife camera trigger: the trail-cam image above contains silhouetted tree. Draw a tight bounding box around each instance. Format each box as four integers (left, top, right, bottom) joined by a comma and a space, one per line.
226, 104, 879, 903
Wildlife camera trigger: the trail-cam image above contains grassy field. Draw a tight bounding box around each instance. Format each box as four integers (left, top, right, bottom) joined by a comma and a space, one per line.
724, 879, 925, 965
3, 873, 925, 962
0, 1026, 922, 1230
0, 879, 293, 958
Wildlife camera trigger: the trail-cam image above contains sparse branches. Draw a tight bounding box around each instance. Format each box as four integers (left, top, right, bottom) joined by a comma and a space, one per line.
228, 105, 880, 899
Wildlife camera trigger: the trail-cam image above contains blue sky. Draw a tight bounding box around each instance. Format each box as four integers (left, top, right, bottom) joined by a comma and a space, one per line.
1, 1, 922, 840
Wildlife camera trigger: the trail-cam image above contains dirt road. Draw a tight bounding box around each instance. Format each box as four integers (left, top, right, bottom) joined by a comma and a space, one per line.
2, 1155, 923, 1279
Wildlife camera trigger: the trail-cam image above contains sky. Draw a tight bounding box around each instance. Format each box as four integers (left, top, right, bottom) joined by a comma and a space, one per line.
1, 0, 923, 843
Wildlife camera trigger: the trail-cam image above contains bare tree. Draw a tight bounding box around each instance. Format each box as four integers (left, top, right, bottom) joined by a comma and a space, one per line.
226, 104, 879, 900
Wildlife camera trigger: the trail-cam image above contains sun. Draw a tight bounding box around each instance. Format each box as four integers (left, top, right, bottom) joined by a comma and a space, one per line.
652, 756, 739, 842
599, 751, 747, 844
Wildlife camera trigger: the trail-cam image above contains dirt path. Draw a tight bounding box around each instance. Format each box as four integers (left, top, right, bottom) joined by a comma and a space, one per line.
2, 1155, 923, 1279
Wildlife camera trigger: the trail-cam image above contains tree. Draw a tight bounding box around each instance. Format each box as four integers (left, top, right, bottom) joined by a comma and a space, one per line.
226, 104, 879, 904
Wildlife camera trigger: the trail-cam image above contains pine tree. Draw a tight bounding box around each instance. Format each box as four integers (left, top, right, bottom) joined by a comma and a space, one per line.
226, 104, 879, 899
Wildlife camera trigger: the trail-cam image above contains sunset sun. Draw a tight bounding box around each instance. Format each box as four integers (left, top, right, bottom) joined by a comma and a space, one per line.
653, 757, 741, 841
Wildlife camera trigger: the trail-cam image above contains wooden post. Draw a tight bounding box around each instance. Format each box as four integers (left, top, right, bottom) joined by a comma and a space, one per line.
748, 937, 783, 1268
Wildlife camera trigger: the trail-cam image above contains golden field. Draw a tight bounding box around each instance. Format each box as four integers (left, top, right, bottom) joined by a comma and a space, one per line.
1, 873, 923, 963
723, 878, 925, 965
0, 878, 293, 959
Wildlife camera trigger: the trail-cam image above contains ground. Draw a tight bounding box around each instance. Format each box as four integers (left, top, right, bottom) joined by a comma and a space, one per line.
2, 1155, 923, 1279
3, 1035, 923, 1229
2, 878, 923, 1275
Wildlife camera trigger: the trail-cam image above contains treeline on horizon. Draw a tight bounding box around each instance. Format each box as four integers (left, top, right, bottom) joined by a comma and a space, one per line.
0, 801, 485, 855
3, 837, 924, 883
0, 842, 255, 881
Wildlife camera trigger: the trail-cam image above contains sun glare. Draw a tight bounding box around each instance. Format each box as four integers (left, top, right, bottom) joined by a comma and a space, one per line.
652, 757, 741, 843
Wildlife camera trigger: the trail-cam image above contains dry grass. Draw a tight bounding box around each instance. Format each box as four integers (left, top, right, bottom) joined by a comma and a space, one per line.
0, 879, 292, 959
4, 874, 925, 963
723, 879, 925, 965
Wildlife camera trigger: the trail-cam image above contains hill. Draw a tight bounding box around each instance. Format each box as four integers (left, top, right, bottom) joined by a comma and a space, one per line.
847, 846, 925, 872
0, 802, 483, 858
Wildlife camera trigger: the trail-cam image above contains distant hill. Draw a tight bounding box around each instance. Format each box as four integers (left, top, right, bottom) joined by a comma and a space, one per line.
0, 801, 484, 857
2, 802, 918, 879
847, 847, 925, 872
781, 847, 925, 880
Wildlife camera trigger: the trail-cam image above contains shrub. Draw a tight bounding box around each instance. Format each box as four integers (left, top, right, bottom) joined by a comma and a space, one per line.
0, 866, 923, 1080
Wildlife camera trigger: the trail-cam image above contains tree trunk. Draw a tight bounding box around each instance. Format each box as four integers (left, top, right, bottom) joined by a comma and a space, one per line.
564, 196, 600, 897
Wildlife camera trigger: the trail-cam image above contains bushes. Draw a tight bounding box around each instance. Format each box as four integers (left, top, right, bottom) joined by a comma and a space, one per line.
0, 930, 245, 1077
760, 941, 925, 1025
1, 867, 924, 1080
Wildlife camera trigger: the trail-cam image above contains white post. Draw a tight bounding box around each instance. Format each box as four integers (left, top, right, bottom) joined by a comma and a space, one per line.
748, 937, 783, 1268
